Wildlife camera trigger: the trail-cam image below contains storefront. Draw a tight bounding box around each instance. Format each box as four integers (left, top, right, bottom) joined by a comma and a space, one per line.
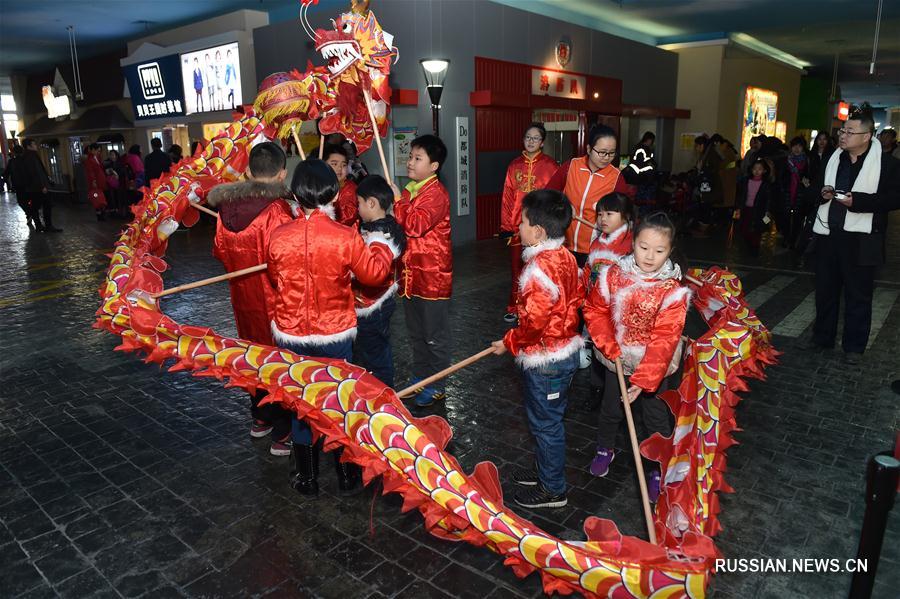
119, 10, 267, 156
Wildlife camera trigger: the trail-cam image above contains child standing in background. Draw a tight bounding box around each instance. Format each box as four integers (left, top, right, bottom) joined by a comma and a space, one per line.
324, 144, 359, 227
394, 135, 453, 407
583, 212, 689, 503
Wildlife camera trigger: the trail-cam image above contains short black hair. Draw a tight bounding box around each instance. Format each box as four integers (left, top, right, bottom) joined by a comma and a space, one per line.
525, 122, 547, 141
356, 175, 394, 211
595, 192, 634, 224
88, 142, 101, 151
633, 210, 676, 244
789, 135, 806, 148
290, 158, 339, 210
249, 141, 286, 178
410, 134, 447, 169
881, 129, 897, 140
588, 124, 616, 148
640, 131, 655, 144
521, 189, 572, 239
23, 138, 36, 149
322, 144, 348, 161
151, 137, 162, 150
849, 102, 875, 133
129, 144, 141, 155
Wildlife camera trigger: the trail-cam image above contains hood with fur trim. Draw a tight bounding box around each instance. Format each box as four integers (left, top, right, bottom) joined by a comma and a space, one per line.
206, 180, 292, 233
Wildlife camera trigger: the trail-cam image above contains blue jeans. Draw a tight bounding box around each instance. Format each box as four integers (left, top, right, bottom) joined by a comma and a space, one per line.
281, 337, 353, 444
354, 297, 395, 388
520, 352, 579, 495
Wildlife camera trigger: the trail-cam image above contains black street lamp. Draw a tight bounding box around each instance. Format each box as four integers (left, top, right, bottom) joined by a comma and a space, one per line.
420, 59, 450, 137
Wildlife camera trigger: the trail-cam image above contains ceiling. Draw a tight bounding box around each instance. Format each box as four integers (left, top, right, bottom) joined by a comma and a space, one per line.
1, 0, 897, 106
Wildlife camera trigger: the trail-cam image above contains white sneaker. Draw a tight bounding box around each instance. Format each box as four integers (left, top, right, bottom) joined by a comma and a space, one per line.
579, 347, 591, 369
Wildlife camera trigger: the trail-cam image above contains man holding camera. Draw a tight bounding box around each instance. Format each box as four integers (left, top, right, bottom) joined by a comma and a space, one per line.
810, 104, 900, 364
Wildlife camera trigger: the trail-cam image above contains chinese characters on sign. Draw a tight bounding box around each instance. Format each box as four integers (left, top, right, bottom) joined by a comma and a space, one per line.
135, 100, 184, 118
531, 69, 586, 100
455, 117, 470, 217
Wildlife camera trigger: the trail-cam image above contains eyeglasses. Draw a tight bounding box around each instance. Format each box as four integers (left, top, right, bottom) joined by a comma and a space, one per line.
523, 136, 543, 142
591, 148, 616, 158
838, 128, 869, 137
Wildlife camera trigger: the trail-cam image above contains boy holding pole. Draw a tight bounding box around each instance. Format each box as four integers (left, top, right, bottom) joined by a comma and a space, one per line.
491, 189, 584, 509
207, 141, 295, 456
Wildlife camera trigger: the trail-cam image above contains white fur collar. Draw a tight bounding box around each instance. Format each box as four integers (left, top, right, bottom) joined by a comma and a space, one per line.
521, 237, 565, 262
602, 223, 629, 244
618, 254, 681, 281
318, 203, 336, 221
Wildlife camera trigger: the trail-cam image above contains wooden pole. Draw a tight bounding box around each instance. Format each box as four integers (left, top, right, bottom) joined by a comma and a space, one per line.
683, 274, 703, 286
396, 347, 495, 398
362, 88, 392, 182
318, 134, 325, 159
189, 201, 218, 218
614, 357, 658, 545
292, 126, 306, 161
573, 214, 595, 229
152, 263, 267, 299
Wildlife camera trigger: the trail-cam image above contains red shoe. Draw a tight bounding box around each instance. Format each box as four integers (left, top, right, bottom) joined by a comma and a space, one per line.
270, 435, 291, 457
250, 420, 273, 438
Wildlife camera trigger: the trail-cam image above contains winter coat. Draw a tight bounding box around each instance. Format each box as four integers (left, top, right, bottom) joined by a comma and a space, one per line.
500, 152, 558, 233
503, 238, 584, 369
209, 179, 296, 345
354, 215, 407, 317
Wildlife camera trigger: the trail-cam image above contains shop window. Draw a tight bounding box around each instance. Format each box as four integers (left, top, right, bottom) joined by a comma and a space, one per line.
0, 95, 15, 111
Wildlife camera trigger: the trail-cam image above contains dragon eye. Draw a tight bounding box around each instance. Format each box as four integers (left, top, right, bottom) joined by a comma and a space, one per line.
342, 21, 352, 33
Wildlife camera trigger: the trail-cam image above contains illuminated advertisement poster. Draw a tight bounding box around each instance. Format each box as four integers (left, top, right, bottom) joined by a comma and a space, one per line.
740, 87, 778, 156
180, 42, 242, 115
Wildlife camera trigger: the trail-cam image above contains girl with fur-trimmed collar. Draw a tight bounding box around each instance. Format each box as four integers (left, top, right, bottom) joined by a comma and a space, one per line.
585, 192, 635, 276
491, 190, 584, 509
583, 212, 689, 502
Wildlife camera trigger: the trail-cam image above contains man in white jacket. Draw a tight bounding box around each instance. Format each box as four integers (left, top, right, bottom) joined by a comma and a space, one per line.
810, 104, 900, 364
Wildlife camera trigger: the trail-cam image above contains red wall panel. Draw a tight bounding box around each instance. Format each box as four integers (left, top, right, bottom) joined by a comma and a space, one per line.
476, 193, 502, 240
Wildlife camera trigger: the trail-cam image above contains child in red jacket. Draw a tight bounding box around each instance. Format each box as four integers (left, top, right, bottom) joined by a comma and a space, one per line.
583, 212, 689, 503
393, 135, 453, 407
582, 192, 635, 411
267, 159, 399, 496
353, 175, 406, 388
324, 144, 359, 228
209, 141, 295, 457
491, 190, 584, 509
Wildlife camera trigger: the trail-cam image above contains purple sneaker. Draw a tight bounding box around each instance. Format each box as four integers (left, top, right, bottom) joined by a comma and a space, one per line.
647, 470, 661, 503
589, 447, 615, 477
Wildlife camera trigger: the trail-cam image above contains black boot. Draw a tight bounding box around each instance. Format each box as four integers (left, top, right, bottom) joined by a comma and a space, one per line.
290, 442, 319, 495
333, 448, 363, 496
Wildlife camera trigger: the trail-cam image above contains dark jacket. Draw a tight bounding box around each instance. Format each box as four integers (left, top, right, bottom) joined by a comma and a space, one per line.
4, 156, 28, 193
360, 215, 407, 255
143, 149, 172, 186
738, 177, 776, 232
815, 148, 900, 266
22, 149, 51, 192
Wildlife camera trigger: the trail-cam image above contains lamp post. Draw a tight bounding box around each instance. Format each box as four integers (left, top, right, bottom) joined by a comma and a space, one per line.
420, 59, 450, 137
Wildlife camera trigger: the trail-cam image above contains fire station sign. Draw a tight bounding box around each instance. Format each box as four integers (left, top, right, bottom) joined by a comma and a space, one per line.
531, 68, 586, 100
455, 116, 470, 217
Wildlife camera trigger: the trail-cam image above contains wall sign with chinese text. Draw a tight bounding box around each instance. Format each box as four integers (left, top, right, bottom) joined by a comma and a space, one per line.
455, 116, 470, 217
531, 69, 586, 100
123, 54, 187, 121
556, 38, 572, 68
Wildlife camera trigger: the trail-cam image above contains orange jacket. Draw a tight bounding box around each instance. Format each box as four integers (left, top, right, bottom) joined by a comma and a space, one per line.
500, 152, 558, 233
210, 180, 295, 345
335, 180, 359, 228
266, 209, 399, 346
584, 258, 689, 392
503, 238, 584, 368
547, 156, 630, 254
394, 176, 452, 300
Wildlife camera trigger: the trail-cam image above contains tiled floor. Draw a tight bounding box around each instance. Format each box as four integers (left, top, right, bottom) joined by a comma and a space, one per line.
1, 193, 898, 598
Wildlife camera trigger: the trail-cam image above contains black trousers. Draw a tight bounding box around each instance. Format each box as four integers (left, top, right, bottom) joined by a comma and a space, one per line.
26, 191, 53, 227
250, 389, 291, 440
596, 367, 672, 449
403, 297, 451, 391
813, 233, 875, 354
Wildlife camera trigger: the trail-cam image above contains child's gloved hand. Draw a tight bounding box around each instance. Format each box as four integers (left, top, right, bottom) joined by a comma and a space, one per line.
491, 339, 507, 355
